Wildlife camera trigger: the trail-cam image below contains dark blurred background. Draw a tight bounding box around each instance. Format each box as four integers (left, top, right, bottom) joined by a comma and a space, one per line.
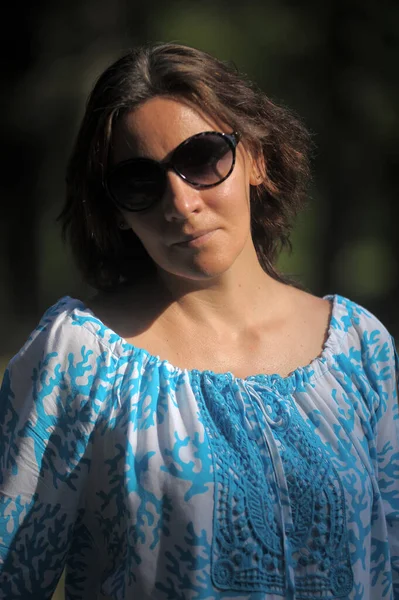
1, 0, 399, 365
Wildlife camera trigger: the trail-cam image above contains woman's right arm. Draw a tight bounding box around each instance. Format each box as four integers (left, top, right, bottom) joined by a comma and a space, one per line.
0, 300, 113, 599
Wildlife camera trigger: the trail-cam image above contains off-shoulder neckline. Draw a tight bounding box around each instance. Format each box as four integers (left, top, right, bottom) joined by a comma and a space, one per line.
62, 293, 346, 390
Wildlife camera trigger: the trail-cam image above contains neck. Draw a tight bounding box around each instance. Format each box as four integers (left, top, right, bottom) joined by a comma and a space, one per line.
153, 257, 289, 337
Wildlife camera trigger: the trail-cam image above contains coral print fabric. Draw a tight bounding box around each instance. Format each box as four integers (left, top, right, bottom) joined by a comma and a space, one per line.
0, 295, 398, 600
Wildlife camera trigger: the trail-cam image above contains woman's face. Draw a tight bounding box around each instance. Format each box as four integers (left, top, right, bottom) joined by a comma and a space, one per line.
111, 96, 261, 282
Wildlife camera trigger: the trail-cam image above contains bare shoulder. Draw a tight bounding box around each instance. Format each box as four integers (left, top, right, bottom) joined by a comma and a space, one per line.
284, 285, 333, 344
291, 286, 331, 316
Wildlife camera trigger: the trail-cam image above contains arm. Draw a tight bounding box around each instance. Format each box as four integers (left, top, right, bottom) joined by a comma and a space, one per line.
374, 336, 399, 597
0, 302, 111, 599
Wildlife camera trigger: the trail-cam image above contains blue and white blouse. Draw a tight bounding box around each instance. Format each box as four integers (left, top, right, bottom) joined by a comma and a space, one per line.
0, 294, 398, 600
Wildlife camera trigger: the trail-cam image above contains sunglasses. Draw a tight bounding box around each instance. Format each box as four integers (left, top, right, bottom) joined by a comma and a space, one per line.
104, 130, 240, 212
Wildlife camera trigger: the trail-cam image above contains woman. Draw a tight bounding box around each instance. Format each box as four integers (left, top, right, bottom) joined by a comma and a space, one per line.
0, 43, 398, 600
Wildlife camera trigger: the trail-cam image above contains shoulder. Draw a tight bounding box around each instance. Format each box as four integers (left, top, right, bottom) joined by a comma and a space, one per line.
7, 296, 125, 379
281, 287, 394, 358
327, 294, 397, 396
1, 297, 137, 430
329, 294, 393, 346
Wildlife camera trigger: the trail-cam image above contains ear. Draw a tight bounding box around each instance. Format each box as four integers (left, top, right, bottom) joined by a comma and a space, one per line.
115, 210, 129, 230
248, 152, 266, 186
118, 221, 129, 230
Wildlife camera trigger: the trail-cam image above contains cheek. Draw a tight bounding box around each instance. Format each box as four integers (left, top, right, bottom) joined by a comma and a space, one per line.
215, 168, 252, 215
124, 213, 161, 248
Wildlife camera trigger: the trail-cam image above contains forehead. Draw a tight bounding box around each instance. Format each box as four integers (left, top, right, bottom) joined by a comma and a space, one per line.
111, 96, 223, 163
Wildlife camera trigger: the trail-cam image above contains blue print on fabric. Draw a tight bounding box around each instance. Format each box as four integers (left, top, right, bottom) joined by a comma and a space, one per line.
192, 370, 353, 599
65, 510, 96, 600
155, 522, 215, 600
18, 346, 109, 490
2, 294, 399, 599
160, 429, 213, 501
0, 495, 73, 598
93, 438, 173, 597
0, 369, 19, 483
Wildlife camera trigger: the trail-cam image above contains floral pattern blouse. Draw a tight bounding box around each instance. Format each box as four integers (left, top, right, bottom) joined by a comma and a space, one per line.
0, 294, 398, 600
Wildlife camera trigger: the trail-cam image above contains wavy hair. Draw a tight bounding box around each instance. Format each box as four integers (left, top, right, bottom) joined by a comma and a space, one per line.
59, 42, 312, 290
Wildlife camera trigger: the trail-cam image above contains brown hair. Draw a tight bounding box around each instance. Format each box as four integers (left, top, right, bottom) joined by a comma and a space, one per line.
59, 42, 312, 290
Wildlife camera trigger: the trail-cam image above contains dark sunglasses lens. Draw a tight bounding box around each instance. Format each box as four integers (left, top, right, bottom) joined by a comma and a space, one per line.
173, 134, 234, 185
107, 160, 164, 211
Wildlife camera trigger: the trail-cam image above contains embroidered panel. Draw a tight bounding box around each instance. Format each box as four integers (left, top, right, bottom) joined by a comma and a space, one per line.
193, 371, 353, 599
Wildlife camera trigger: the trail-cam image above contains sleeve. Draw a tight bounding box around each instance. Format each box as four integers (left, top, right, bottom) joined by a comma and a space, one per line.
0, 301, 113, 599
374, 334, 399, 597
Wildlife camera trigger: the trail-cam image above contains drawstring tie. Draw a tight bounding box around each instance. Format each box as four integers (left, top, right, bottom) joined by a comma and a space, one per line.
234, 378, 296, 600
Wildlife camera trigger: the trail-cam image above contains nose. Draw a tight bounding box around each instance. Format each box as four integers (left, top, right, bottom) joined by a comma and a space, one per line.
162, 170, 203, 221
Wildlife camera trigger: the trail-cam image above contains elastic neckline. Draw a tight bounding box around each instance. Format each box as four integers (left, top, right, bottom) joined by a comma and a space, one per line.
66, 293, 344, 391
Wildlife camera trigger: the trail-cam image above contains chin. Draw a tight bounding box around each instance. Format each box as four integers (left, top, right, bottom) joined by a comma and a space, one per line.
159, 255, 236, 281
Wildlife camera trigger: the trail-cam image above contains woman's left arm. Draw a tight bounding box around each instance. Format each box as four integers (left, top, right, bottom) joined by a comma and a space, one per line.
376, 336, 399, 596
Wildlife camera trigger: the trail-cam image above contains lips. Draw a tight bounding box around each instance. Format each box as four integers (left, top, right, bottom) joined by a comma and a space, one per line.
173, 229, 215, 244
